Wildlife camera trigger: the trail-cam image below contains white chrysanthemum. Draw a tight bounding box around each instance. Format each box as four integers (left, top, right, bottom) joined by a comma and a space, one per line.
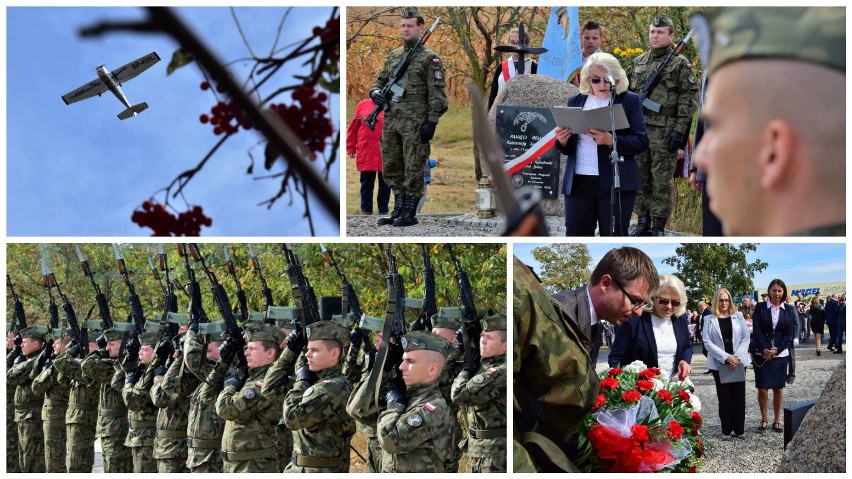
623, 360, 648, 373
651, 378, 665, 391
688, 391, 702, 412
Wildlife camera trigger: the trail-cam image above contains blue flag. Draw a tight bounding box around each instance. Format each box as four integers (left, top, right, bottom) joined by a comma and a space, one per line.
537, 7, 582, 81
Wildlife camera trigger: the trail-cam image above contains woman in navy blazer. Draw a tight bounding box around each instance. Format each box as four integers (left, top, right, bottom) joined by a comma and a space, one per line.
554, 52, 648, 236
609, 275, 693, 380
751, 279, 795, 433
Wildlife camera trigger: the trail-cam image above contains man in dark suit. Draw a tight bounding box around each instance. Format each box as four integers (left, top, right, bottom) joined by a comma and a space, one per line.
551, 247, 659, 364
826, 294, 839, 351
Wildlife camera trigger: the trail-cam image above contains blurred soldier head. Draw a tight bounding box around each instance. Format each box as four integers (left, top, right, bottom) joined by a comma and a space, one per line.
245, 325, 282, 369
648, 14, 675, 48
480, 315, 507, 358
431, 307, 462, 342
588, 247, 659, 326
399, 331, 451, 386
19, 326, 46, 356
693, 7, 845, 235
401, 7, 425, 41
304, 321, 348, 372
581, 20, 603, 56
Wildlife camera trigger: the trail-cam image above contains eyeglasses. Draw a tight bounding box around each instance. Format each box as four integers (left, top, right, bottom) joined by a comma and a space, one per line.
657, 298, 682, 307
718, 299, 731, 303
590, 77, 606, 84
613, 279, 646, 310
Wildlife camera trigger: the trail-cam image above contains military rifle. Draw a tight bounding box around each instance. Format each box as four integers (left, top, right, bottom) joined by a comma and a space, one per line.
282, 244, 321, 332
414, 244, 437, 331
7, 274, 28, 331
223, 245, 249, 323
365, 17, 441, 130
189, 243, 248, 381
112, 244, 146, 337
177, 244, 207, 332
42, 258, 87, 355
249, 244, 275, 314
444, 243, 483, 364
76, 245, 114, 331
636, 27, 695, 113
320, 244, 374, 355
152, 245, 180, 347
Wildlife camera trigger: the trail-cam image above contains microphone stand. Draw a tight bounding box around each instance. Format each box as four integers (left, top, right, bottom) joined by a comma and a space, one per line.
607, 80, 624, 236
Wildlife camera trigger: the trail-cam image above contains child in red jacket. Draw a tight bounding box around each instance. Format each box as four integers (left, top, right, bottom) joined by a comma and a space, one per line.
347, 98, 390, 215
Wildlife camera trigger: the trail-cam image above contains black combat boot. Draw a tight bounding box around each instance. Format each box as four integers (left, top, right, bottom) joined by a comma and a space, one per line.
393, 195, 420, 227
650, 216, 667, 237
377, 194, 404, 226
630, 214, 651, 236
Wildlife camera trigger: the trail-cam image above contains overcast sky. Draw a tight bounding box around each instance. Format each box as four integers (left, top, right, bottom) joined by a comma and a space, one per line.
7, 6, 339, 236
513, 242, 846, 292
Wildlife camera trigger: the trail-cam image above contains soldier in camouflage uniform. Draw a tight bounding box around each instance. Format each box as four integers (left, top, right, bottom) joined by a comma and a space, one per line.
431, 307, 464, 472
345, 322, 385, 473
81, 328, 132, 472
121, 331, 158, 472
184, 321, 227, 472
266, 306, 298, 471
6, 325, 22, 473
377, 331, 457, 472
691, 7, 845, 236
150, 330, 195, 473
451, 315, 507, 473
7, 325, 48, 472
31, 329, 72, 472
53, 322, 103, 473
371, 6, 448, 227
626, 14, 698, 236
261, 321, 355, 472
212, 325, 283, 473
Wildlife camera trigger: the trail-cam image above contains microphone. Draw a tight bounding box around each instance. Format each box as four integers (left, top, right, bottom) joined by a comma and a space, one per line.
604, 74, 616, 86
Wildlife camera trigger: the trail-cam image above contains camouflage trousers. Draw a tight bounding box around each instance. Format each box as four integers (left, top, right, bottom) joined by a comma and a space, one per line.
44, 418, 68, 472
381, 114, 430, 196
131, 445, 157, 473
17, 417, 46, 473
67, 422, 96, 472
468, 454, 507, 473
101, 435, 133, 473
366, 435, 383, 473
187, 446, 223, 472
277, 423, 293, 472
7, 412, 20, 473
224, 457, 279, 473
158, 456, 190, 473
189, 458, 223, 473
634, 124, 677, 218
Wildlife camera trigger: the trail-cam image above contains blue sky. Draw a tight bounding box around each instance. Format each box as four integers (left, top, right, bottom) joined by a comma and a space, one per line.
513, 242, 846, 292
7, 7, 339, 236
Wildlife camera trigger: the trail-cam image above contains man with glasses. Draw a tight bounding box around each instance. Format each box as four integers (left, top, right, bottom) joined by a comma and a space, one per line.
514, 247, 658, 471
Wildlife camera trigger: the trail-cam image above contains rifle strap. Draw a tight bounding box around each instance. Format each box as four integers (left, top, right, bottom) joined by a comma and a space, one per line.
363, 286, 398, 411
521, 431, 580, 472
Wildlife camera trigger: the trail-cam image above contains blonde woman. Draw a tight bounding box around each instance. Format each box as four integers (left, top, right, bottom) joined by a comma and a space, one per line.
703, 288, 751, 439
554, 52, 649, 236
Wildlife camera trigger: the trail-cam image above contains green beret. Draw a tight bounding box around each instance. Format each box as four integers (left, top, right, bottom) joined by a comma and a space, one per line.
243, 318, 264, 334
402, 330, 452, 357
82, 320, 107, 334
331, 312, 356, 328
359, 314, 385, 332
702, 7, 845, 73
432, 307, 462, 330
247, 311, 266, 323
198, 320, 228, 338
305, 320, 349, 344
112, 322, 136, 333
143, 320, 161, 333
19, 325, 48, 340
166, 312, 189, 325
267, 306, 299, 328
483, 315, 507, 332
401, 7, 422, 20
102, 328, 124, 342
652, 14, 674, 28
247, 325, 282, 345
6, 323, 14, 333
51, 327, 71, 338
139, 331, 159, 346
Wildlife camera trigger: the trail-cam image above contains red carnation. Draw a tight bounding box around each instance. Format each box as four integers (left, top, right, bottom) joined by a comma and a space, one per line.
678, 390, 691, 402
593, 394, 607, 410
649, 367, 662, 376
638, 368, 656, 379
689, 466, 697, 473
600, 377, 619, 390
667, 421, 685, 440
622, 390, 642, 403
656, 389, 673, 404
690, 412, 703, 424
608, 367, 623, 377
636, 379, 654, 392
631, 424, 649, 442
695, 439, 705, 458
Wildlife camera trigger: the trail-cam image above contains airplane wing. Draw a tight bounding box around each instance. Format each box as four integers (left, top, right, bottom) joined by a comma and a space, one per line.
62, 79, 108, 105
112, 51, 161, 84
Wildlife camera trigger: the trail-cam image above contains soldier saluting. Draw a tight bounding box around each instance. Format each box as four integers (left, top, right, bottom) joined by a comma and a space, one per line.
627, 14, 698, 236
370, 7, 448, 228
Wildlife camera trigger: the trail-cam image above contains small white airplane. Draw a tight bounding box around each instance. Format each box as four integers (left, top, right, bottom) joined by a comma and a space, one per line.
62, 52, 161, 120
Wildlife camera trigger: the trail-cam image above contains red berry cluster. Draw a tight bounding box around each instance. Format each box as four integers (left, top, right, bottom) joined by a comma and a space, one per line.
199, 98, 252, 136
313, 16, 340, 61
131, 202, 212, 236
268, 86, 332, 159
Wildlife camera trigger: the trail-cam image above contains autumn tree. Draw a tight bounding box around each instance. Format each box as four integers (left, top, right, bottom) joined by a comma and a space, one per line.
531, 243, 592, 294
663, 243, 767, 309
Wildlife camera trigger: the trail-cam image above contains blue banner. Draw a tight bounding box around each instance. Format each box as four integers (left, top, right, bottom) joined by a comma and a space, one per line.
537, 7, 582, 81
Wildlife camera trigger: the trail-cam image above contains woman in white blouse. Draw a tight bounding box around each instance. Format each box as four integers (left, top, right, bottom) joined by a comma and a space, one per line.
609, 274, 693, 380
703, 288, 751, 439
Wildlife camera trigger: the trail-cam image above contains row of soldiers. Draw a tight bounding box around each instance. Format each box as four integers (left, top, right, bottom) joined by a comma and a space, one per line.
6, 303, 507, 473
